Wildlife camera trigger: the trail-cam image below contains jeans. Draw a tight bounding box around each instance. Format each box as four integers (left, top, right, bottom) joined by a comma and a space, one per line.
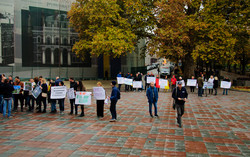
41, 97, 47, 111
3, 99, 12, 117
214, 88, 217, 95
110, 100, 117, 119
190, 87, 195, 93
14, 94, 24, 111
223, 89, 228, 95
149, 101, 158, 116
70, 99, 78, 114
51, 100, 56, 111
0, 94, 3, 113
198, 87, 203, 96
58, 99, 64, 111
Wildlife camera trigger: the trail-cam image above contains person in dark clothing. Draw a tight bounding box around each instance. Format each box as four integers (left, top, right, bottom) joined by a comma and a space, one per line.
69, 77, 78, 115
55, 77, 62, 86
13, 76, 24, 112
33, 77, 42, 113
172, 81, 188, 128
146, 82, 159, 118
223, 77, 230, 95
144, 73, 150, 90
2, 79, 14, 118
49, 81, 57, 113
58, 81, 65, 114
109, 81, 120, 122
105, 70, 109, 80
125, 72, 130, 92
40, 78, 48, 113
134, 74, 141, 92
0, 77, 5, 113
130, 74, 134, 91
117, 72, 122, 91
76, 81, 86, 117
213, 76, 219, 95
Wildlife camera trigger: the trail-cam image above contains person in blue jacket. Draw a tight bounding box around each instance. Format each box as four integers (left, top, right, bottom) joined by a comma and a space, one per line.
117, 72, 122, 91
146, 82, 159, 118
109, 81, 120, 122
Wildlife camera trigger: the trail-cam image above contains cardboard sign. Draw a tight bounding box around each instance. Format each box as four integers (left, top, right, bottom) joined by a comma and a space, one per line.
75, 92, 92, 105
93, 87, 105, 100
133, 81, 142, 88
187, 79, 197, 87
147, 77, 156, 84
220, 81, 231, 89
176, 80, 185, 87
67, 88, 75, 99
32, 86, 42, 99
51, 86, 67, 99
124, 78, 133, 85
117, 77, 124, 84
13, 86, 21, 94
24, 82, 32, 91
159, 79, 169, 89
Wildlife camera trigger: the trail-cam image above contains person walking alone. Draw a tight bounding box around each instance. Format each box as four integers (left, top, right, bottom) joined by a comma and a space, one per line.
146, 82, 159, 118
109, 81, 120, 122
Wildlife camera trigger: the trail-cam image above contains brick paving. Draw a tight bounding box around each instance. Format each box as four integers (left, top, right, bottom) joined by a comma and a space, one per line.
0, 89, 249, 157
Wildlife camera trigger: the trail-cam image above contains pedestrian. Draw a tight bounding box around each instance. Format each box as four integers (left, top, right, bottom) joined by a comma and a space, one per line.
23, 78, 33, 111
171, 75, 177, 91
33, 77, 42, 113
117, 72, 122, 91
144, 73, 149, 90
58, 81, 65, 114
0, 77, 4, 113
13, 76, 24, 112
40, 78, 48, 113
155, 75, 160, 92
109, 81, 120, 122
146, 82, 159, 118
69, 77, 78, 115
172, 81, 188, 128
76, 81, 86, 117
223, 77, 230, 95
213, 76, 219, 95
208, 75, 214, 94
190, 76, 195, 93
134, 73, 140, 92
125, 72, 130, 92
49, 80, 57, 113
197, 74, 203, 97
2, 79, 14, 118
164, 75, 170, 92
96, 82, 105, 119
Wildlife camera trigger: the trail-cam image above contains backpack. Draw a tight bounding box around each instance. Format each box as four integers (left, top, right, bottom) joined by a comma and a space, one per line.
117, 90, 121, 99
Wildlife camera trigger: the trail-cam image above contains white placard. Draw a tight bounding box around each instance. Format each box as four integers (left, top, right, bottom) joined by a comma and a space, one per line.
159, 79, 169, 89
177, 80, 185, 87
51, 86, 67, 99
124, 78, 133, 85
147, 77, 156, 84
220, 81, 231, 89
133, 81, 142, 88
67, 88, 75, 99
187, 79, 197, 87
207, 82, 213, 89
93, 87, 105, 100
75, 92, 92, 105
203, 82, 208, 89
117, 77, 124, 84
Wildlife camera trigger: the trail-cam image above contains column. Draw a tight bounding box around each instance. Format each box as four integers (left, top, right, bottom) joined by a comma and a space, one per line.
60, 51, 63, 65
68, 52, 71, 65
42, 50, 45, 64
51, 51, 54, 64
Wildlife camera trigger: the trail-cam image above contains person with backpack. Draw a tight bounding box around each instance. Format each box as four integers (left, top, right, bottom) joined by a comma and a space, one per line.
109, 81, 120, 122
146, 82, 159, 118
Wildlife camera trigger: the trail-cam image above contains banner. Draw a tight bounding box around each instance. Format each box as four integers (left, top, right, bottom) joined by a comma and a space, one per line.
24, 82, 32, 91
75, 92, 92, 105
51, 86, 67, 99
124, 78, 133, 85
93, 87, 105, 100
13, 86, 21, 94
147, 77, 156, 84
117, 77, 124, 84
159, 79, 169, 89
67, 88, 75, 99
133, 81, 142, 88
177, 80, 185, 87
187, 79, 197, 87
32, 86, 42, 99
220, 81, 231, 89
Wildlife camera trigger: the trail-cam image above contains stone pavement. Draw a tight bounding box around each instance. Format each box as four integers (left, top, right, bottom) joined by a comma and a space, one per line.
0, 89, 249, 157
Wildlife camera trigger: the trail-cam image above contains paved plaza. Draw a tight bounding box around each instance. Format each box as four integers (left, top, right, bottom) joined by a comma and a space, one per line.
0, 89, 249, 157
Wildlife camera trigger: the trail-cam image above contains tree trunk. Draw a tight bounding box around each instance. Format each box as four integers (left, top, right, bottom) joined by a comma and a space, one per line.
183, 54, 195, 79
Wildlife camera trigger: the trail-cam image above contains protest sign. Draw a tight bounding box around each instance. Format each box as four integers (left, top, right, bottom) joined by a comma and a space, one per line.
32, 86, 42, 99
117, 77, 124, 84
220, 81, 231, 89
67, 88, 75, 99
93, 87, 105, 100
51, 86, 67, 99
207, 82, 214, 89
133, 81, 142, 88
24, 82, 32, 91
13, 86, 21, 94
177, 80, 185, 87
75, 92, 92, 105
187, 79, 197, 87
203, 82, 208, 89
124, 78, 133, 85
159, 79, 169, 89
147, 77, 156, 84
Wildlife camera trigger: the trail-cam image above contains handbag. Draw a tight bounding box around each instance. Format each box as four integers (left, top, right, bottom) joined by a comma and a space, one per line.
42, 93, 47, 98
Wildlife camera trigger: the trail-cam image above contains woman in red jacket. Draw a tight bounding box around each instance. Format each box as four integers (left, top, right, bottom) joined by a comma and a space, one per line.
155, 75, 160, 92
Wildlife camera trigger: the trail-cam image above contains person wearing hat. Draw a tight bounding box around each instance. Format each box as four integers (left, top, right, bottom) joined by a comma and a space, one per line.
109, 81, 120, 122
172, 81, 188, 128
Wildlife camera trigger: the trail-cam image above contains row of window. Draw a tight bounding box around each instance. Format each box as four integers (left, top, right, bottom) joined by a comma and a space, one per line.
33, 37, 77, 45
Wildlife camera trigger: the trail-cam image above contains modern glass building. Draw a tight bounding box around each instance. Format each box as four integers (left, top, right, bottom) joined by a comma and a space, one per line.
0, 0, 145, 79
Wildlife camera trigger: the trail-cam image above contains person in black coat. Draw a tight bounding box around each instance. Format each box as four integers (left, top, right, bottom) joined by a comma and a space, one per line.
2, 79, 14, 118
213, 76, 219, 95
40, 78, 48, 113
69, 77, 78, 115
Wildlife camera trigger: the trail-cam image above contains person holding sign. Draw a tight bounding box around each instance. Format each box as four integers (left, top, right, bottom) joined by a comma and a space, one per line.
213, 76, 219, 95
95, 82, 105, 118
58, 81, 66, 115
13, 76, 24, 112
222, 77, 230, 95
197, 74, 204, 97
155, 75, 160, 92
190, 76, 196, 93
40, 78, 48, 113
208, 75, 214, 95
117, 72, 122, 91
146, 82, 159, 118
171, 75, 177, 92
109, 81, 120, 122
69, 78, 78, 115
172, 81, 188, 128
76, 81, 86, 117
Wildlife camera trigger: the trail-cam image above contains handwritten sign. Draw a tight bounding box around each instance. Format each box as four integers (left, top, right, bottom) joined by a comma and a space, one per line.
147, 77, 156, 84
51, 86, 67, 99
159, 79, 169, 89
124, 78, 133, 85
220, 81, 231, 89
207, 82, 213, 89
67, 88, 75, 99
117, 77, 124, 84
133, 81, 142, 88
93, 87, 105, 100
75, 92, 92, 105
187, 79, 197, 87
